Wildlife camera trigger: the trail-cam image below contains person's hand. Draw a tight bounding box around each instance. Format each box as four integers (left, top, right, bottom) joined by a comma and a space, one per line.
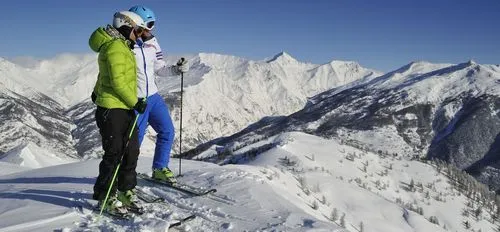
134, 100, 147, 114
91, 91, 97, 103
176, 58, 189, 73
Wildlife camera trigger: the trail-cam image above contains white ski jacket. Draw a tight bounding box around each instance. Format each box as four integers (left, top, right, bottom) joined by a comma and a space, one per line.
133, 37, 180, 98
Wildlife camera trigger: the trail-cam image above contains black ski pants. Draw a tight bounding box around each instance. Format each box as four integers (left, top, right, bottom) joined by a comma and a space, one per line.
93, 106, 140, 201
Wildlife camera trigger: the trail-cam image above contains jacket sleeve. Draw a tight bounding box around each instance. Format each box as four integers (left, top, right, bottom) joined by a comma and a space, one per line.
151, 38, 180, 77
106, 41, 138, 108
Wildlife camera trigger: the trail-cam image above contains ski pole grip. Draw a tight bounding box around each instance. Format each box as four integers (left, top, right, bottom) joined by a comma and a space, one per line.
177, 57, 185, 66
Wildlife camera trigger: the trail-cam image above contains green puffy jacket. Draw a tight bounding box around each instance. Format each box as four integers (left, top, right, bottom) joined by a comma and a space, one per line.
89, 26, 138, 110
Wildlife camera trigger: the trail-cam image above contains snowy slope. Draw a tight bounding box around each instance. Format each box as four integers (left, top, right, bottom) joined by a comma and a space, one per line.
0, 143, 77, 169
187, 60, 500, 192
0, 87, 77, 159
0, 132, 496, 232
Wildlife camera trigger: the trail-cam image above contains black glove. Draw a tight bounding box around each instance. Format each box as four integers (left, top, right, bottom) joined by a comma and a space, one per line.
134, 100, 147, 114
91, 91, 97, 103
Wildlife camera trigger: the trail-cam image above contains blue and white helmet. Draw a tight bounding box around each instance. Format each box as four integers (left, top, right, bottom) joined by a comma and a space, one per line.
113, 11, 147, 30
129, 5, 156, 30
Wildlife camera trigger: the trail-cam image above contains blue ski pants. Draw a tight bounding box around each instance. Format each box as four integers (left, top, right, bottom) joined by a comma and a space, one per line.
136, 93, 175, 170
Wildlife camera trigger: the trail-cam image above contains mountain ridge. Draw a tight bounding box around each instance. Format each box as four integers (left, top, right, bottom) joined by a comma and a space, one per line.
0, 51, 382, 159
183, 60, 500, 192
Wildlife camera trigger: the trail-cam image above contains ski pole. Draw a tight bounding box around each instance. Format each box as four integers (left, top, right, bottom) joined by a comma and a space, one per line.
99, 107, 141, 217
178, 58, 185, 177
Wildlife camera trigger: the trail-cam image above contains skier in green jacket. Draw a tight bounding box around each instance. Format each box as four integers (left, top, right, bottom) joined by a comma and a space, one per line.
88, 11, 148, 215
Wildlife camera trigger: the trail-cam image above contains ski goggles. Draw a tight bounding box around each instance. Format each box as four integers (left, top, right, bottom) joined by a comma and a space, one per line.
145, 21, 155, 30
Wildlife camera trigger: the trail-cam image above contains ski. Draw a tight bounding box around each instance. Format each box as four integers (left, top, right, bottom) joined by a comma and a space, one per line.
91, 205, 136, 220
134, 189, 196, 228
138, 173, 217, 196
168, 214, 196, 228
127, 203, 145, 215
135, 187, 166, 203
100, 210, 134, 220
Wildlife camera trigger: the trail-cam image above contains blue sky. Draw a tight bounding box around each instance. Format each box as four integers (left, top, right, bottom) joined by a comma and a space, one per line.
0, 0, 498, 71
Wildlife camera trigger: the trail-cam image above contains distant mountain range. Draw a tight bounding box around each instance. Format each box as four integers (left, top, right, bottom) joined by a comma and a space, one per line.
1, 52, 499, 191
182, 59, 500, 193
0, 52, 381, 158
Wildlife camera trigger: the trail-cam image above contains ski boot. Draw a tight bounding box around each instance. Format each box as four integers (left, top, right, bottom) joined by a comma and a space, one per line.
98, 195, 129, 217
118, 189, 144, 214
152, 167, 177, 183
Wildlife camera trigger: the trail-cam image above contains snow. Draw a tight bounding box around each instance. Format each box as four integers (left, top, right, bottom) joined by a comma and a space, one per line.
0, 132, 495, 232
0, 143, 78, 169
372, 61, 500, 107
336, 126, 416, 157
0, 162, 30, 176
2, 52, 382, 155
1, 52, 499, 231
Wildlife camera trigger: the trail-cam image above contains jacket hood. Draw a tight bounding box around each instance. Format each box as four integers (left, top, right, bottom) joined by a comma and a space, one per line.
89, 25, 128, 52
89, 27, 111, 52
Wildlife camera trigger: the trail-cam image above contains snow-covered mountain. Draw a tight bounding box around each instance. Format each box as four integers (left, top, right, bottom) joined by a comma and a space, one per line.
1, 52, 500, 231
3, 54, 98, 107
185, 60, 500, 192
0, 59, 78, 160
0, 132, 497, 231
161, 52, 381, 152
1, 52, 381, 158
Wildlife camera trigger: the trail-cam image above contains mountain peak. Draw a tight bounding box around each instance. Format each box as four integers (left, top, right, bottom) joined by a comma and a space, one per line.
267, 51, 297, 64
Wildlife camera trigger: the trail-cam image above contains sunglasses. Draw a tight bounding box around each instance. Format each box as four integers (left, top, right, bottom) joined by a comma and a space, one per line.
146, 21, 155, 30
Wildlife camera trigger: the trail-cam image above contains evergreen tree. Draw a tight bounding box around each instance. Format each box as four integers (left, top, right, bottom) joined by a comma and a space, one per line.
464, 220, 470, 229
409, 179, 415, 192
321, 195, 327, 204
461, 208, 469, 217
429, 216, 439, 225
330, 208, 338, 222
492, 204, 499, 222
311, 200, 319, 210
474, 207, 482, 219
417, 207, 424, 215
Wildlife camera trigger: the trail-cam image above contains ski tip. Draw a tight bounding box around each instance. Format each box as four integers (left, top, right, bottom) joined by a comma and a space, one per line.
168, 214, 197, 228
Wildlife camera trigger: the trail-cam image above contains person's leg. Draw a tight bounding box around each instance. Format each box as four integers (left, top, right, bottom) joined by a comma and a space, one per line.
136, 99, 153, 146
148, 93, 175, 170
93, 107, 131, 201
117, 109, 140, 192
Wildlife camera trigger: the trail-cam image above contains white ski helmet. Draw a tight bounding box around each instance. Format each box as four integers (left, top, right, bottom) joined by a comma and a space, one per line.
113, 11, 147, 30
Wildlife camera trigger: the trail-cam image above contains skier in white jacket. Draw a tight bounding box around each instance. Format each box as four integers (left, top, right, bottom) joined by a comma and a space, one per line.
129, 5, 189, 183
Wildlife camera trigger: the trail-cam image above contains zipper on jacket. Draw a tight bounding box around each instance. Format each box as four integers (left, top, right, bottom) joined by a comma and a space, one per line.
139, 44, 149, 98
